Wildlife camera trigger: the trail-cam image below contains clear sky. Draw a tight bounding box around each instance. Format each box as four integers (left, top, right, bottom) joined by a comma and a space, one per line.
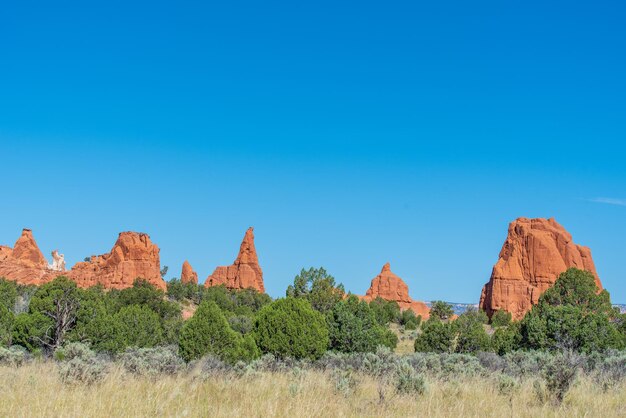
1, 1, 625, 302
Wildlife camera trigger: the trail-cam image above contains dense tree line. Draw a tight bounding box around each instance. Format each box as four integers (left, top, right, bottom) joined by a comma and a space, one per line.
1, 268, 625, 364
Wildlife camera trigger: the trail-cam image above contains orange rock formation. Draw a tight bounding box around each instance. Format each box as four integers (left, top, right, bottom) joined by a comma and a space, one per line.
0, 229, 165, 290
0, 229, 53, 286
205, 227, 265, 292
181, 260, 198, 285
362, 263, 430, 318
479, 217, 601, 320
68, 232, 165, 290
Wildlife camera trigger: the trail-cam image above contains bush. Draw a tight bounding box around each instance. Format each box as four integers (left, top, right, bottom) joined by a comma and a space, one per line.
0, 345, 28, 366
179, 301, 241, 362
369, 297, 401, 325
110, 305, 164, 351
491, 310, 512, 327
286, 267, 345, 314
394, 361, 427, 395
491, 323, 521, 355
430, 301, 454, 321
327, 295, 397, 353
56, 342, 108, 385
543, 352, 581, 404
119, 346, 185, 376
414, 319, 454, 353
0, 304, 15, 347
11, 312, 52, 352
254, 298, 329, 360
400, 310, 421, 330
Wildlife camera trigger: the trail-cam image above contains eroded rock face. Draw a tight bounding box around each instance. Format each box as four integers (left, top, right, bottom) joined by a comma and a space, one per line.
362, 263, 430, 318
68, 232, 165, 290
204, 227, 265, 292
479, 217, 601, 320
0, 229, 54, 286
181, 260, 198, 285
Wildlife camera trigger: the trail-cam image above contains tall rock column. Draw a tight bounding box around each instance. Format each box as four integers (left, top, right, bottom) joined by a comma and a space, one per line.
204, 227, 265, 292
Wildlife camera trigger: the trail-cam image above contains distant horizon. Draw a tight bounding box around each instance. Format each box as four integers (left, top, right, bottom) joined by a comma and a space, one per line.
1, 220, 624, 305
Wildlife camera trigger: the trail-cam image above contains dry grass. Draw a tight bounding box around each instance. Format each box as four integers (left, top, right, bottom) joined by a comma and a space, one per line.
1, 361, 625, 418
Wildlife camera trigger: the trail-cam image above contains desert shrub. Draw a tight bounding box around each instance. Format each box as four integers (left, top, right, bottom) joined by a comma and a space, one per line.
193, 355, 232, 377
476, 351, 507, 373
491, 310, 512, 327
592, 351, 626, 390
520, 268, 623, 352
0, 345, 28, 366
201, 285, 272, 318
28, 277, 82, 349
491, 323, 521, 355
440, 353, 485, 377
11, 312, 52, 352
454, 309, 490, 353
331, 367, 360, 397
236, 333, 261, 362
119, 346, 185, 376
542, 352, 581, 404
369, 297, 401, 325
58, 356, 108, 385
111, 280, 180, 321
286, 267, 345, 314
56, 342, 108, 385
405, 352, 443, 375
394, 361, 427, 395
179, 301, 241, 362
110, 304, 164, 351
328, 295, 397, 353
254, 298, 329, 360
400, 309, 421, 330
414, 319, 455, 353
0, 304, 15, 347
429, 301, 454, 321
502, 350, 553, 378
0, 278, 18, 311
228, 315, 254, 334
166, 279, 198, 302
496, 373, 518, 395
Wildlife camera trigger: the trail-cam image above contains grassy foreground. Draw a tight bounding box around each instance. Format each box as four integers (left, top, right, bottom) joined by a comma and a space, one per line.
1, 362, 624, 418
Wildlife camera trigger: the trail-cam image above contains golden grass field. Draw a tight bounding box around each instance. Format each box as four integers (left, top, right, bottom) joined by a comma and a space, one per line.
1, 362, 624, 418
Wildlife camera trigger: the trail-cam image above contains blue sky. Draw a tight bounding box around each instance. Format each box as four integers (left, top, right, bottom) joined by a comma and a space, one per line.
1, 1, 625, 302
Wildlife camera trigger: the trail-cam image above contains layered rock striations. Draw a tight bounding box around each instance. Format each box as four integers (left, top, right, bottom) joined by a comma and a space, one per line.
479, 217, 601, 320
0, 229, 165, 290
69, 232, 165, 290
362, 263, 430, 318
181, 260, 198, 285
205, 227, 265, 292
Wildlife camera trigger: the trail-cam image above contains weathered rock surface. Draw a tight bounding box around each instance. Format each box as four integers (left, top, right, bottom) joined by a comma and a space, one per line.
205, 227, 265, 292
68, 232, 165, 290
0, 229, 53, 286
49, 250, 66, 271
362, 263, 430, 318
181, 260, 198, 285
479, 217, 601, 320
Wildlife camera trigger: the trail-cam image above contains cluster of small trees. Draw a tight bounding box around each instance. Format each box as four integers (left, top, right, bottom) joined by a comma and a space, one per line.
1, 267, 625, 364
414, 269, 626, 354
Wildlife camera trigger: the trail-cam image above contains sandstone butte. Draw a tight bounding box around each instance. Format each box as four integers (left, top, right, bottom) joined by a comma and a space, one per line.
479, 217, 601, 320
204, 227, 265, 293
362, 263, 430, 319
0, 229, 166, 291
180, 260, 198, 285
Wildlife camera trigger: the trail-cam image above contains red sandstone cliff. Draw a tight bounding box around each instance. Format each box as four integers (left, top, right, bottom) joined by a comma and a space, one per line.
204, 227, 265, 292
362, 263, 430, 318
0, 229, 52, 286
479, 217, 601, 320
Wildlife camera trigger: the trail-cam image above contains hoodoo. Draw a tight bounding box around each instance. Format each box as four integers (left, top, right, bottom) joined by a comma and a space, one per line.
68, 232, 165, 290
181, 260, 198, 285
479, 217, 601, 320
362, 263, 430, 318
205, 227, 265, 292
